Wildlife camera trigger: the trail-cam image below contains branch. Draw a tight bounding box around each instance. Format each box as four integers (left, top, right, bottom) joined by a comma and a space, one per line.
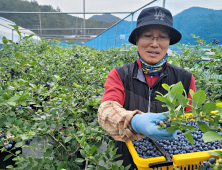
48, 133, 70, 156
85, 160, 89, 170
48, 133, 80, 158
70, 144, 80, 157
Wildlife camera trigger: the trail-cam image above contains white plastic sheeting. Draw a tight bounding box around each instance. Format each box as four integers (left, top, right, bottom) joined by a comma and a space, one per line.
0, 16, 39, 44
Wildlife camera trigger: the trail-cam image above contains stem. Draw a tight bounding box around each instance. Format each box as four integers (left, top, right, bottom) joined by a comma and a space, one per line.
29, 145, 38, 158
48, 133, 70, 156
85, 160, 89, 169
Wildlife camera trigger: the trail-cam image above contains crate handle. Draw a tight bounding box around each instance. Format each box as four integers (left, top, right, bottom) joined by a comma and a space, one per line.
149, 160, 173, 168
149, 140, 173, 168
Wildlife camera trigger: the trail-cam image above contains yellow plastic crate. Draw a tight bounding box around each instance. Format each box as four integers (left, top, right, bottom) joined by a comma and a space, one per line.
126, 111, 222, 169
126, 141, 222, 170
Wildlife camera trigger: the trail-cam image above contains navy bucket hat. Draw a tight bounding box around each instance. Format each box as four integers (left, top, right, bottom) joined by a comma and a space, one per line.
128, 6, 182, 45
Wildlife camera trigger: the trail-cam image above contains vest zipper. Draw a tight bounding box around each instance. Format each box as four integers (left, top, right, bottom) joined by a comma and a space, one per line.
148, 76, 153, 113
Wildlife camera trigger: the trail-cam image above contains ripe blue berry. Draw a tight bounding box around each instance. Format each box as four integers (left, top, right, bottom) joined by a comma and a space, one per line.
203, 162, 210, 168
209, 157, 216, 164
156, 120, 160, 125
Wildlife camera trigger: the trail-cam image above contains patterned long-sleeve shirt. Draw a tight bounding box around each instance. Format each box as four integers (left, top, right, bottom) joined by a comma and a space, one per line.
98, 101, 145, 143
98, 58, 196, 143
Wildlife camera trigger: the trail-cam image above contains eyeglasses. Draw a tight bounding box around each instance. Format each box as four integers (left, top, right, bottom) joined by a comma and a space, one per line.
140, 35, 170, 44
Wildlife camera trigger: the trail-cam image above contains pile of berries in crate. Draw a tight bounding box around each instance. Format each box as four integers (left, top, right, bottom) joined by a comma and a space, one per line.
132, 120, 222, 159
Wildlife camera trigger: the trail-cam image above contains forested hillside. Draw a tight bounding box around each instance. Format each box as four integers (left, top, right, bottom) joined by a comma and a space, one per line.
173, 7, 222, 44
0, 0, 114, 36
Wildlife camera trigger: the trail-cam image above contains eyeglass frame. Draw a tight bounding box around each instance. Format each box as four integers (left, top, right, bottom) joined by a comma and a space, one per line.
139, 34, 171, 44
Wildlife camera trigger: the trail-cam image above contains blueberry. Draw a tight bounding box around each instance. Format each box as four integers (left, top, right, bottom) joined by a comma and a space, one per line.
156, 120, 160, 125
203, 162, 210, 168
209, 157, 216, 164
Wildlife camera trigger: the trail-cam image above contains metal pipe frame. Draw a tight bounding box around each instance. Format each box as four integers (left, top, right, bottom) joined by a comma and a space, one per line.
0, 11, 132, 14
19, 28, 107, 31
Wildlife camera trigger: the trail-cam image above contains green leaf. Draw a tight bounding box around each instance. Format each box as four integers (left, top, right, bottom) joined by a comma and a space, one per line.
203, 131, 222, 143
97, 166, 107, 170
208, 151, 222, 158
80, 149, 86, 158
15, 142, 23, 148
162, 83, 170, 92
2, 36, 8, 44
177, 93, 189, 107
165, 125, 179, 132
29, 157, 33, 164
192, 90, 206, 108
64, 136, 72, 143
80, 134, 85, 146
111, 148, 117, 157
75, 158, 85, 163
197, 122, 210, 133
7, 102, 16, 106
89, 145, 97, 155
8, 96, 20, 102
8, 40, 16, 45
15, 52, 21, 58
202, 102, 216, 116
189, 89, 195, 98
6, 165, 14, 169
113, 160, 123, 168
9, 24, 19, 31
30, 61, 37, 66
15, 150, 21, 155
184, 131, 194, 145
23, 34, 35, 39
214, 115, 220, 129
169, 82, 184, 102
44, 149, 53, 157
3, 154, 12, 161
155, 96, 168, 103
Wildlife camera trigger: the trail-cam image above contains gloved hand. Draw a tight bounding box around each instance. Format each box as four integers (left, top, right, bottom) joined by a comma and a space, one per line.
131, 112, 176, 141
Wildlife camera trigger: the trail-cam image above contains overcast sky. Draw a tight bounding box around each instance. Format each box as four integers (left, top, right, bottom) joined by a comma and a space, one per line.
30, 0, 222, 19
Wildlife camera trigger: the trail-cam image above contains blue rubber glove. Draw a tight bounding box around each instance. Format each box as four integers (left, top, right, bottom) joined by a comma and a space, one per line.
131, 112, 176, 141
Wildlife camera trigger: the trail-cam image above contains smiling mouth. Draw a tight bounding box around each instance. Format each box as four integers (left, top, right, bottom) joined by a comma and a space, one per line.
147, 51, 159, 54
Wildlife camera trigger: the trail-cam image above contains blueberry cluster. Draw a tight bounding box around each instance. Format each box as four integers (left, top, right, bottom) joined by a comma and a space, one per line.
156, 118, 171, 129
48, 140, 55, 145
15, 105, 22, 111
0, 129, 15, 150
55, 130, 58, 136
132, 137, 161, 158
25, 139, 33, 145
213, 38, 219, 45
6, 68, 19, 78
4, 141, 14, 149
132, 120, 222, 159
203, 157, 222, 169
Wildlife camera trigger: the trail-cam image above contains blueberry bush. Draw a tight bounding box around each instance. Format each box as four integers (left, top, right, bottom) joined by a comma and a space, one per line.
0, 25, 222, 169
0, 25, 137, 170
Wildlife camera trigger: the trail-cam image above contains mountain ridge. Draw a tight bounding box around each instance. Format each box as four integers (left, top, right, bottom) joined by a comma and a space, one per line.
88, 14, 121, 23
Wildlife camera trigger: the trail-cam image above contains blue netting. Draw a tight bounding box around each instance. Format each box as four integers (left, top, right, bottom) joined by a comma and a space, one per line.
116, 15, 132, 48
101, 30, 108, 50
107, 25, 117, 49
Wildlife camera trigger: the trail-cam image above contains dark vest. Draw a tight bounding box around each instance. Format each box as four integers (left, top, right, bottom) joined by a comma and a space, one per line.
116, 61, 192, 112
114, 61, 192, 170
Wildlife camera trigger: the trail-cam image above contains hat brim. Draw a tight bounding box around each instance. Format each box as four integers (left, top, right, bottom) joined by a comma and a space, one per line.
128, 20, 182, 45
